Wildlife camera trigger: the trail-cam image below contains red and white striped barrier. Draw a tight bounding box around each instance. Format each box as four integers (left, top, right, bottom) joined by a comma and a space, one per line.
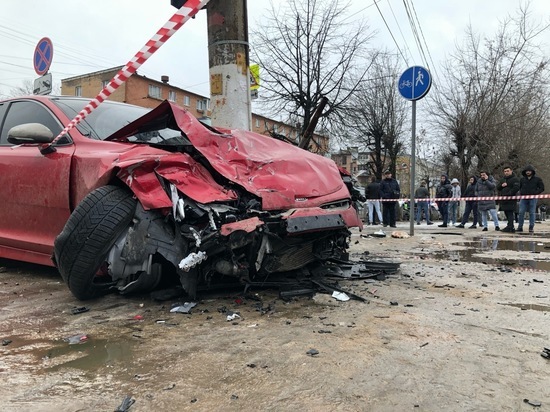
48, 0, 210, 147
372, 194, 550, 202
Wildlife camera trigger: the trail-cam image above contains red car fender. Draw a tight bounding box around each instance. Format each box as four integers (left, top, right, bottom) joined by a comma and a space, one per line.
115, 152, 237, 210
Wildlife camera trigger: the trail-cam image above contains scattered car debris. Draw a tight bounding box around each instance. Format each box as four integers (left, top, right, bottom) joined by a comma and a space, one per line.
71, 306, 90, 315
541, 347, 550, 359
306, 349, 320, 356
279, 287, 316, 300
226, 312, 241, 321
523, 398, 542, 407
420, 342, 429, 348
311, 279, 368, 303
64, 334, 88, 345
2, 339, 12, 346
332, 291, 350, 302
170, 302, 197, 314
114, 395, 135, 412
163, 383, 176, 390
372, 230, 387, 238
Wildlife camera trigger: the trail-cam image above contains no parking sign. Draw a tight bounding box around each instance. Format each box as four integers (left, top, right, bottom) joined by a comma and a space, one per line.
34, 37, 53, 76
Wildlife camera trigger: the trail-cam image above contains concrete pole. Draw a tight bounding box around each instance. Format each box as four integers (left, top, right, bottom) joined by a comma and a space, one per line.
206, 0, 252, 130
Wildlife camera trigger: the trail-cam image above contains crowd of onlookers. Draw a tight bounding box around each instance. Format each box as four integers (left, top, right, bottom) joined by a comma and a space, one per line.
361, 164, 546, 234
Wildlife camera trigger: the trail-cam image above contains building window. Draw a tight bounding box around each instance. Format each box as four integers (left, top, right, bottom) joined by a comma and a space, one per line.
183, 95, 190, 106
255, 118, 260, 128
101, 80, 109, 89
273, 124, 278, 134
168, 90, 176, 102
148, 84, 161, 99
197, 99, 209, 112
74, 86, 82, 97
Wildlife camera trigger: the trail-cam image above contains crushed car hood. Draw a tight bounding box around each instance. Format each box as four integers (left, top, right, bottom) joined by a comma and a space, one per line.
107, 101, 351, 210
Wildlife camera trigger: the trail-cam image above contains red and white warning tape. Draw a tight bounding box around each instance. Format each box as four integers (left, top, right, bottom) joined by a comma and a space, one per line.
49, 0, 210, 146
373, 194, 550, 202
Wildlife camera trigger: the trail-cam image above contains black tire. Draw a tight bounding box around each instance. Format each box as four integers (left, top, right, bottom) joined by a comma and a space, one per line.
54, 185, 137, 300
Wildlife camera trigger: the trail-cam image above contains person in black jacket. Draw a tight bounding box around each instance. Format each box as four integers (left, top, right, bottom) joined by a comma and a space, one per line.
456, 176, 478, 228
517, 165, 545, 233
497, 166, 520, 232
379, 170, 400, 227
365, 176, 383, 225
435, 174, 452, 227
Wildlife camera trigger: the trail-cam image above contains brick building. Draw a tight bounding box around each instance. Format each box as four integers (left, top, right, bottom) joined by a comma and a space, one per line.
61, 66, 329, 155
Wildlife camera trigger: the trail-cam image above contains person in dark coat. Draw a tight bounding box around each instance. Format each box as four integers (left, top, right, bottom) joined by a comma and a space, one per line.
475, 171, 500, 231
435, 174, 452, 227
497, 166, 520, 232
456, 175, 478, 228
365, 176, 383, 225
517, 164, 545, 233
379, 170, 400, 227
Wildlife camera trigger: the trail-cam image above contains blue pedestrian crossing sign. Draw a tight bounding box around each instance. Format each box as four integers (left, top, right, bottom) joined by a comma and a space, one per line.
398, 66, 431, 101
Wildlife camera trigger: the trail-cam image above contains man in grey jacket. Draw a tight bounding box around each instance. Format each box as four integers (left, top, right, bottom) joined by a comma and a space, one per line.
475, 171, 500, 231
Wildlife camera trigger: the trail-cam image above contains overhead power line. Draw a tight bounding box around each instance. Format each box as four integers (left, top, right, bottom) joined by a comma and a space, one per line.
374, 0, 408, 65
386, 0, 412, 62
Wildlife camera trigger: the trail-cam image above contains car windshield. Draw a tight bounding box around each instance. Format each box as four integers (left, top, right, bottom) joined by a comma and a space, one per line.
52, 98, 187, 145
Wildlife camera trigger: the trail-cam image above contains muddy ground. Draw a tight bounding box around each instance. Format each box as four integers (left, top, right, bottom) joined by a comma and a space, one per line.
0, 222, 549, 412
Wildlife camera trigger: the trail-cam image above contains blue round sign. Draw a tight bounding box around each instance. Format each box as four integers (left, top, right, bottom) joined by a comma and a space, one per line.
34, 37, 54, 76
398, 66, 431, 101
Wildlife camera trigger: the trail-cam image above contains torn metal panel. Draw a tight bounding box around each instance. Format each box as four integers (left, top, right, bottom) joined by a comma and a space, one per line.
220, 216, 263, 236
115, 151, 237, 209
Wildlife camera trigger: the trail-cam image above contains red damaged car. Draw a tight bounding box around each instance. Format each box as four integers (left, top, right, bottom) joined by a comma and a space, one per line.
0, 96, 362, 300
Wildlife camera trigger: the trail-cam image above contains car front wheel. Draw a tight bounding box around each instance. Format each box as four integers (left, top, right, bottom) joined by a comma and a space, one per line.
54, 185, 137, 300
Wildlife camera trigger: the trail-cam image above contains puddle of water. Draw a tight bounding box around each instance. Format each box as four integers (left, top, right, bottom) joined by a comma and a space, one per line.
429, 238, 550, 271
39, 338, 134, 372
503, 303, 550, 312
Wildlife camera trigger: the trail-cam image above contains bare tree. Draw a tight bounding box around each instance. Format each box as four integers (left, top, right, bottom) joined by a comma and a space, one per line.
8, 79, 60, 97
9, 80, 35, 97
345, 52, 408, 179
430, 4, 550, 185
250, 0, 374, 148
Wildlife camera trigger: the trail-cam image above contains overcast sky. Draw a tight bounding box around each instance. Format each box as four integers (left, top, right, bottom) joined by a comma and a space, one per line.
0, 0, 549, 100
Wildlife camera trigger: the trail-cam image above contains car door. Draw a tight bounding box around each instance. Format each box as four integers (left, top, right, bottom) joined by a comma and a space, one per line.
0, 99, 74, 265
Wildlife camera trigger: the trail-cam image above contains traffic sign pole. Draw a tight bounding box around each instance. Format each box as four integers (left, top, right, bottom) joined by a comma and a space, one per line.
410, 100, 416, 236
398, 66, 432, 236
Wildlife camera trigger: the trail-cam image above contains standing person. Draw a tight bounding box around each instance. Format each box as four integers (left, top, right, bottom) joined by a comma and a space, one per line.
414, 180, 433, 225
379, 170, 400, 228
497, 166, 520, 232
456, 176, 479, 228
517, 165, 545, 233
365, 176, 383, 225
476, 171, 500, 231
448, 178, 461, 225
435, 174, 452, 227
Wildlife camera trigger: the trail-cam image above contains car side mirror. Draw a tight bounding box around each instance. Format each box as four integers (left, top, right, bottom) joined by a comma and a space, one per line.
7, 123, 54, 145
